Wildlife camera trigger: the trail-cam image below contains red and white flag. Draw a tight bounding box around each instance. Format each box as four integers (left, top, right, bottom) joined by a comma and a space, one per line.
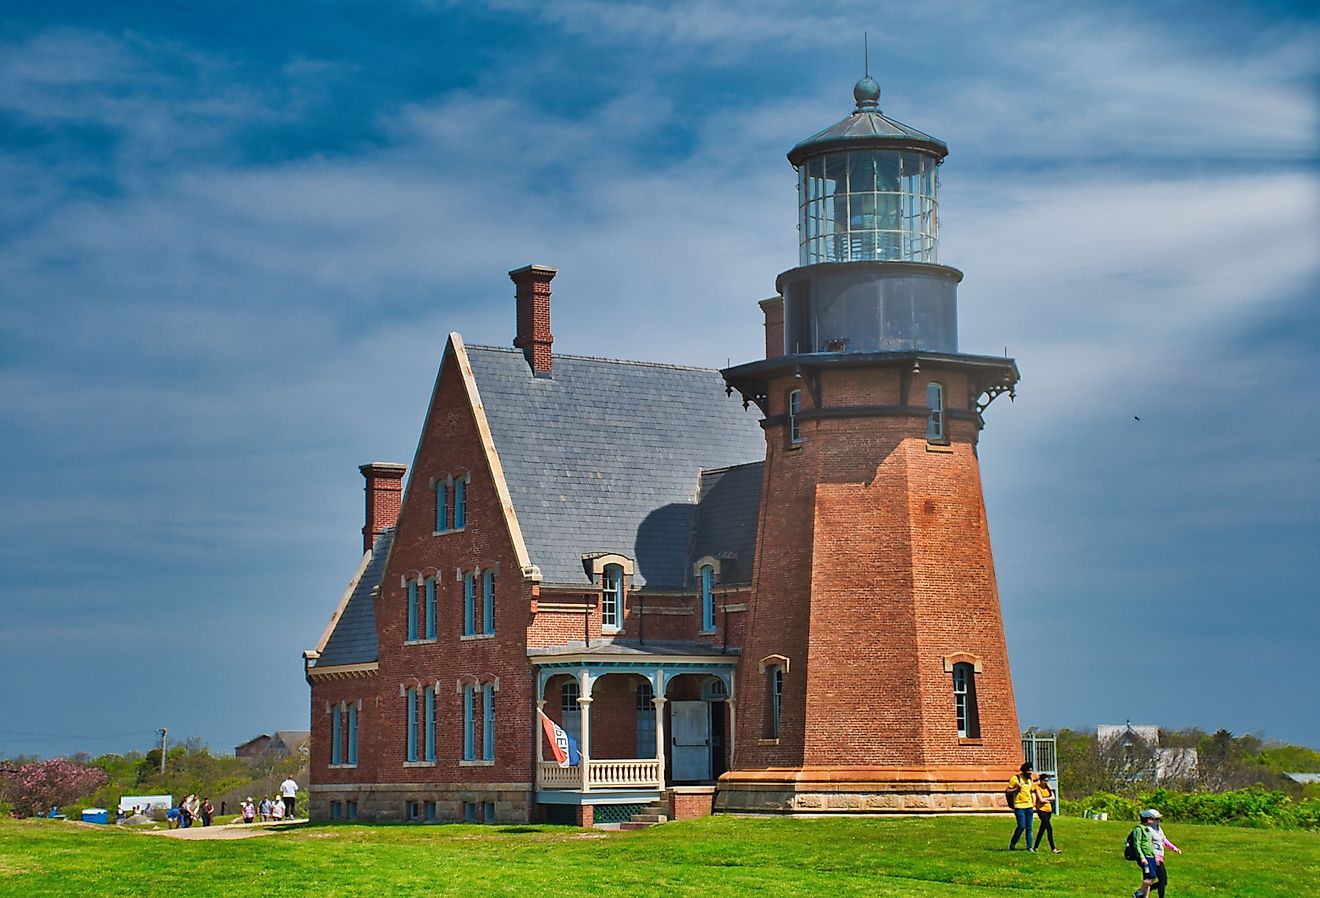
537, 709, 580, 767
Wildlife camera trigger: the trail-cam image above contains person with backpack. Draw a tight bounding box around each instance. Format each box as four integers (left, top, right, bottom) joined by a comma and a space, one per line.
1006, 761, 1036, 850
1144, 808, 1182, 898
1032, 773, 1061, 853
1127, 810, 1159, 897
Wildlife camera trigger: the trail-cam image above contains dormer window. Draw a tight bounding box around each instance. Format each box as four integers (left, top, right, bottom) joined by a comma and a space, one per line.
699, 564, 716, 633
601, 564, 623, 632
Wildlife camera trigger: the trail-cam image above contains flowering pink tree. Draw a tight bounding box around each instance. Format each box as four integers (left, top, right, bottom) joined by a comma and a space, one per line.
0, 758, 108, 818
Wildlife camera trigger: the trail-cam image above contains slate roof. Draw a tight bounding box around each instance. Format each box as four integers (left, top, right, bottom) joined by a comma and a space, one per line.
312, 529, 392, 667
465, 346, 765, 588
690, 462, 763, 586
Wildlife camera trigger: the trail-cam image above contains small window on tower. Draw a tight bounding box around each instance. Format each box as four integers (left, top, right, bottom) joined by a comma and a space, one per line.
788, 389, 803, 446
926, 382, 946, 443
953, 662, 980, 739
767, 666, 785, 739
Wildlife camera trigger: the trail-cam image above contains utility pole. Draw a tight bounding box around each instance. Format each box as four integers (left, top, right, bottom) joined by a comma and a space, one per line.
158, 728, 167, 774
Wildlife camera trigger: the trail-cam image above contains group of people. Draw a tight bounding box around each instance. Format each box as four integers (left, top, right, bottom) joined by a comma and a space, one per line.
169, 795, 215, 828
1005, 761, 1060, 853
1006, 761, 1185, 897
239, 777, 300, 824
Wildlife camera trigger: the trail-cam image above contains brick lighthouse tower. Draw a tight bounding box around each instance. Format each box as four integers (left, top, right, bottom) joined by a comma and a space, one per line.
716, 75, 1022, 815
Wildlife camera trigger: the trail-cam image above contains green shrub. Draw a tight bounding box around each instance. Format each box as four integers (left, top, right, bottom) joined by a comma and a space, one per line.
1135, 787, 1319, 831
1068, 792, 1138, 820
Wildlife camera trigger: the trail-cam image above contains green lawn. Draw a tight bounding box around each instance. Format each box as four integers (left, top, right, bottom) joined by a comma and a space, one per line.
2, 814, 1317, 897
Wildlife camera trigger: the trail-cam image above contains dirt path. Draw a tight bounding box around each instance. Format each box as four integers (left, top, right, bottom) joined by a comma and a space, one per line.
146, 819, 307, 840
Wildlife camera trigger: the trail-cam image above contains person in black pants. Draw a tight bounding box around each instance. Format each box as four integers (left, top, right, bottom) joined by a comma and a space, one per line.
1032, 773, 1061, 853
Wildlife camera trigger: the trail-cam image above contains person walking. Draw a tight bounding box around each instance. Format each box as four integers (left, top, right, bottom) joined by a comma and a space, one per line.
270, 795, 285, 821
200, 797, 214, 827
1145, 808, 1182, 898
259, 797, 272, 821
241, 797, 256, 823
1006, 761, 1036, 850
1131, 810, 1159, 898
1032, 773, 1061, 853
279, 775, 300, 819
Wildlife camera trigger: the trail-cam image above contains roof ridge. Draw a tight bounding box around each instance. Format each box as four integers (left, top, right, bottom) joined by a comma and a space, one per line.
701, 460, 765, 476
466, 343, 722, 374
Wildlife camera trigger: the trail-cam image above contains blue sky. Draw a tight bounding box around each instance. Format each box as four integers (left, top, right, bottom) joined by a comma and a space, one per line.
2, 0, 1317, 759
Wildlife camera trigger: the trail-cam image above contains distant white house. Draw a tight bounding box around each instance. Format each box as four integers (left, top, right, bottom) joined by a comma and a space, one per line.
118, 794, 172, 814
1285, 773, 1320, 785
1097, 723, 1198, 784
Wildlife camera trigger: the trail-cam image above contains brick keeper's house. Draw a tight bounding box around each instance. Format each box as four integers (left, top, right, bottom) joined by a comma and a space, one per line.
304, 77, 1024, 826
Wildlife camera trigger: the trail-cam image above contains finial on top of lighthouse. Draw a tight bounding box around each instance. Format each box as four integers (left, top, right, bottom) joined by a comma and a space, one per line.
853, 76, 880, 111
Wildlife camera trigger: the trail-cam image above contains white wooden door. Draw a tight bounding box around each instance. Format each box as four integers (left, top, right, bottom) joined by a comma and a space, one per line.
670, 701, 711, 782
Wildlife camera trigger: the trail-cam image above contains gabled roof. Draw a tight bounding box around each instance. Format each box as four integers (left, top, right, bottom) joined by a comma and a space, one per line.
464, 346, 765, 588
309, 529, 392, 668
690, 461, 763, 585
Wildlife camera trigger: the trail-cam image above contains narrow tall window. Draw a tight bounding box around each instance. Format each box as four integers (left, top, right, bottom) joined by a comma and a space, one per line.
463, 572, 476, 637
466, 685, 478, 761
636, 681, 656, 757
482, 569, 496, 635
406, 579, 418, 642
424, 687, 436, 762
699, 564, 716, 632
768, 667, 784, 738
425, 578, 437, 640
788, 389, 802, 445
435, 481, 448, 532
330, 705, 342, 766
347, 704, 358, 765
561, 681, 582, 746
405, 687, 418, 762
953, 662, 980, 738
453, 478, 467, 529
601, 564, 623, 631
926, 382, 945, 442
482, 683, 496, 760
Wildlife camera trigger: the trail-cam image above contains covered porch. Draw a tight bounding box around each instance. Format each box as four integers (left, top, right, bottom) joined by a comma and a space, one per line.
530, 643, 738, 814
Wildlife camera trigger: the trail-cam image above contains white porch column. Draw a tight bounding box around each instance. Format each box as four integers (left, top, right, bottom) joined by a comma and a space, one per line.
726, 698, 736, 769
653, 696, 668, 789
578, 696, 593, 792
535, 699, 545, 788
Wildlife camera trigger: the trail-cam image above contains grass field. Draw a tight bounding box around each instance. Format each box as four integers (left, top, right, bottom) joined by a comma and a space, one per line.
2, 813, 1317, 897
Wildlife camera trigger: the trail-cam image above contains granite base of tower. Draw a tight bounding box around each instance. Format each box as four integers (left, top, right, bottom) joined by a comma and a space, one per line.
714, 765, 1014, 815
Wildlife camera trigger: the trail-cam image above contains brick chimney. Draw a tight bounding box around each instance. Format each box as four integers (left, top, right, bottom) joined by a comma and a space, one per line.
509, 264, 557, 375
359, 462, 406, 553
760, 296, 785, 359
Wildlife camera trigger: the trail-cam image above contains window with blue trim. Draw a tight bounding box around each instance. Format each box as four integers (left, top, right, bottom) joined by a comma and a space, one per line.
926, 382, 945, 442
425, 578, 437, 640
463, 572, 476, 636
636, 681, 655, 757
347, 704, 358, 765
331, 705, 342, 766
601, 564, 623, 631
482, 683, 495, 760
406, 579, 418, 642
405, 687, 418, 762
435, 481, 448, 532
699, 564, 716, 632
561, 680, 582, 746
462, 685, 476, 761
453, 477, 466, 529
482, 569, 495, 635
425, 687, 436, 761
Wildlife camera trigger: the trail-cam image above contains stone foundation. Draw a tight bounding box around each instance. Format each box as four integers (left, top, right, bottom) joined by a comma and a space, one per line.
714, 765, 1014, 815
309, 781, 533, 823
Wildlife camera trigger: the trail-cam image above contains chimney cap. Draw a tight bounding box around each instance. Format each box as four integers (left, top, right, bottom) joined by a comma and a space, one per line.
508, 264, 558, 280
359, 461, 407, 476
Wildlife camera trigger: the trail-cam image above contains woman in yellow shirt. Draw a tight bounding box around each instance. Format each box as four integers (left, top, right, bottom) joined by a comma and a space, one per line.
1007, 761, 1036, 850
1032, 773, 1061, 853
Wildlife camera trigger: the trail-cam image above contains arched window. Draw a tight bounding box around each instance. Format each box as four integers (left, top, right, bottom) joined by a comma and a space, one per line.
953, 662, 980, 738
601, 564, 624, 631
788, 389, 802, 446
926, 382, 945, 443
699, 564, 716, 632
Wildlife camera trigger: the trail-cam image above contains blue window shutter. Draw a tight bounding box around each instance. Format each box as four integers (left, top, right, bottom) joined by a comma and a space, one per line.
462, 687, 475, 761
463, 573, 475, 637
425, 578, 437, 640
347, 705, 358, 765
483, 570, 495, 635
331, 705, 342, 766
425, 688, 436, 762
406, 687, 418, 762
482, 684, 495, 760
436, 481, 448, 531
454, 478, 466, 529
407, 579, 418, 642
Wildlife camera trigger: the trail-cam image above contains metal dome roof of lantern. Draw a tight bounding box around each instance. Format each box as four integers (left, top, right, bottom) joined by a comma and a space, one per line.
787, 76, 948, 166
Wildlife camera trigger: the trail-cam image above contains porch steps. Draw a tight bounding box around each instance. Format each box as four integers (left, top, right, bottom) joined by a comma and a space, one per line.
618, 801, 668, 831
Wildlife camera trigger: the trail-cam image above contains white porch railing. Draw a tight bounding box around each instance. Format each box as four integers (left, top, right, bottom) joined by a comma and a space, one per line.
537, 758, 661, 791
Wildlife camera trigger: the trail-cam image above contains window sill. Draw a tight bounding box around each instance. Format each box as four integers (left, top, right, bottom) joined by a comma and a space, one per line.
328, 763, 357, 770
403, 760, 436, 768
460, 759, 496, 767
697, 628, 717, 636
460, 633, 495, 641
404, 639, 437, 646
925, 442, 954, 454
757, 738, 780, 746
601, 626, 621, 635
958, 737, 983, 746
433, 527, 467, 536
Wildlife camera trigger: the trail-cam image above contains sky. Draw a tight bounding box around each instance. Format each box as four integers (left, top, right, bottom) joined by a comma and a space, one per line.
2, 0, 1317, 760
